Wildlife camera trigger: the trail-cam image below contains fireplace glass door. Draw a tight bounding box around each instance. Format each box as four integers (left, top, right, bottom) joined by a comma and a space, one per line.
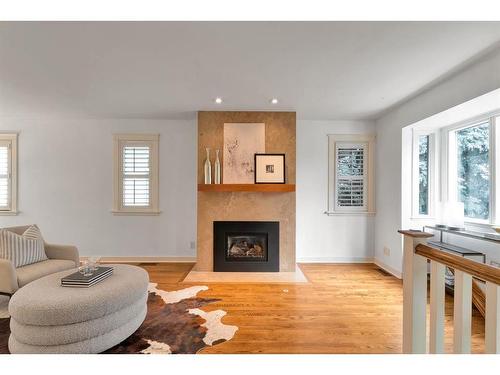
226, 233, 268, 262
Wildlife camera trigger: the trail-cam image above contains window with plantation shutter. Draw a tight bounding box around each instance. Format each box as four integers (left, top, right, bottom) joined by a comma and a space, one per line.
0, 145, 8, 209
113, 134, 159, 215
327, 134, 375, 215
336, 145, 366, 208
0, 134, 18, 214
123, 146, 150, 207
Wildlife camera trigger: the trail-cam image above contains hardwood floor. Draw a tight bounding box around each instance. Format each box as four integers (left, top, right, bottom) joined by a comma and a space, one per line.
136, 262, 485, 354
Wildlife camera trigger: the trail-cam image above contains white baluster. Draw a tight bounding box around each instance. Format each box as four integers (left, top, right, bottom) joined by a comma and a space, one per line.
430, 261, 445, 353
485, 281, 500, 354
402, 235, 428, 354
453, 270, 472, 354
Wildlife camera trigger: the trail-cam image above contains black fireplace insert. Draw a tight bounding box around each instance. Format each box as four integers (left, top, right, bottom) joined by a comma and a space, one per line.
213, 221, 279, 272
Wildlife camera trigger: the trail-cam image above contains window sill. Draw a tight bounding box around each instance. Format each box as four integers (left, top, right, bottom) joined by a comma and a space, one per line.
324, 211, 376, 217
0, 210, 19, 216
464, 221, 495, 232
111, 210, 161, 216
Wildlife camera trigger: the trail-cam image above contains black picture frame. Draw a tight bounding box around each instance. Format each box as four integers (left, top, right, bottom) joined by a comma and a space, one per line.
254, 153, 286, 184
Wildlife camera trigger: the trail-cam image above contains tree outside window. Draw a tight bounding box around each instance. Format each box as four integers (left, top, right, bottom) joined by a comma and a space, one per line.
418, 135, 429, 215
456, 122, 490, 220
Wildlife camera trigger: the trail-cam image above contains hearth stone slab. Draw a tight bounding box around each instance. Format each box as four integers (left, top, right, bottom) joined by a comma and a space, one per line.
182, 265, 308, 283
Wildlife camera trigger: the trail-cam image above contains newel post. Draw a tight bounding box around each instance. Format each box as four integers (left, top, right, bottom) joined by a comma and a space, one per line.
399, 230, 433, 354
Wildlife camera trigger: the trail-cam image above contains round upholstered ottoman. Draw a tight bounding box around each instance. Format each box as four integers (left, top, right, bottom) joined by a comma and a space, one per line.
8, 264, 149, 354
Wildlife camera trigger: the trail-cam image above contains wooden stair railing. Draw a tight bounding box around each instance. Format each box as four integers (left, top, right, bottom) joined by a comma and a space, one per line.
399, 230, 500, 354
472, 279, 486, 317
414, 243, 500, 284
447, 268, 486, 318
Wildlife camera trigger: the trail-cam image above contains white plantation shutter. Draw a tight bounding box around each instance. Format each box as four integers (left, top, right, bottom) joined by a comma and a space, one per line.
0, 134, 17, 213
335, 144, 367, 209
327, 134, 374, 215
122, 145, 151, 207
0, 142, 9, 209
113, 134, 159, 214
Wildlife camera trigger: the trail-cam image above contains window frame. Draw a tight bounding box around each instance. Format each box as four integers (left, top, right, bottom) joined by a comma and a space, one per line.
327, 134, 375, 216
441, 112, 499, 226
0, 133, 18, 215
113, 133, 160, 215
411, 129, 437, 219
334, 142, 368, 212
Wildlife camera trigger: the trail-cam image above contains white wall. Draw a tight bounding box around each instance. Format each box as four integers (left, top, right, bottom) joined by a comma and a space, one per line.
375, 47, 500, 275
4, 52, 498, 267
0, 117, 197, 259
0, 115, 378, 263
297, 120, 376, 262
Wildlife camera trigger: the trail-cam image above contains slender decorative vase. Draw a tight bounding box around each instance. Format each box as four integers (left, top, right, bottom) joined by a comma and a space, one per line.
204, 148, 212, 184
214, 149, 221, 184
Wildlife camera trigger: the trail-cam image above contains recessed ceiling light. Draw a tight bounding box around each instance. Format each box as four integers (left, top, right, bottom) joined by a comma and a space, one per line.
215, 97, 223, 104
271, 98, 278, 104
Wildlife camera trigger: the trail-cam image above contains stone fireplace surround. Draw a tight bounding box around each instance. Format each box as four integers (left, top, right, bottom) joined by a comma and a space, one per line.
196, 111, 296, 272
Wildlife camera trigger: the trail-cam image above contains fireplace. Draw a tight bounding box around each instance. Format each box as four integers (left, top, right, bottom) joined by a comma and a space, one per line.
213, 221, 279, 272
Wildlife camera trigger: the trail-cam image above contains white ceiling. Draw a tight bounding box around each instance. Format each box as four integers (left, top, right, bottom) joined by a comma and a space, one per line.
1, 22, 500, 120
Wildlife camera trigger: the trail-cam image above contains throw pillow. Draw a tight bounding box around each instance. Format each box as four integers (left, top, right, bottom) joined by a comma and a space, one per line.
0, 225, 48, 267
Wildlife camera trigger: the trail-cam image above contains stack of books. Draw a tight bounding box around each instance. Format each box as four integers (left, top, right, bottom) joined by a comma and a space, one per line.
61, 266, 113, 288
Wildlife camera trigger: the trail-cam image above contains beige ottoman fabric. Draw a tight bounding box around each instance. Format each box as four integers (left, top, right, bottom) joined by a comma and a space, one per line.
8, 264, 149, 354
10, 295, 147, 346
8, 309, 147, 354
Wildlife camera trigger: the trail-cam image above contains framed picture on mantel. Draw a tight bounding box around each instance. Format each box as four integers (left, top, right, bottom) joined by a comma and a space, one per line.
254, 154, 285, 184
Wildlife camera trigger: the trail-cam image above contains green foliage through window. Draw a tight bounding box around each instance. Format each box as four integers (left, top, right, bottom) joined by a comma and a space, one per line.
456, 123, 490, 220
337, 148, 364, 176
418, 135, 429, 215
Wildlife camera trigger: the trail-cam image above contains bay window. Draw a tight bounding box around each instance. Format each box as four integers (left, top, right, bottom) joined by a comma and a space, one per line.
412, 130, 435, 218
418, 135, 430, 215
454, 122, 490, 221
444, 114, 498, 225
411, 113, 500, 226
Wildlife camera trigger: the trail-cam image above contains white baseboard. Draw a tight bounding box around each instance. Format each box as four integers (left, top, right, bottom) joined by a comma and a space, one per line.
373, 258, 402, 279
79, 256, 196, 263
297, 257, 374, 263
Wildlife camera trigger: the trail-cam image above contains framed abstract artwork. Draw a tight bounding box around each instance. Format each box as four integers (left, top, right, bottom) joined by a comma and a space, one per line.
223, 123, 265, 184
254, 154, 285, 184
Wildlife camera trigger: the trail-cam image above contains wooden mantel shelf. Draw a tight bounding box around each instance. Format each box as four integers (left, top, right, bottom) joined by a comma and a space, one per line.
198, 184, 295, 192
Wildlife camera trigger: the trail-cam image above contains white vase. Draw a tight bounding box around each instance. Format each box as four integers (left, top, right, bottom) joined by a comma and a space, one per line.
204, 148, 212, 184
214, 149, 221, 184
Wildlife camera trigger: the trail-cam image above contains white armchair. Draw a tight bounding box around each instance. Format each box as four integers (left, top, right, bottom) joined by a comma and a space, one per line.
0, 225, 79, 296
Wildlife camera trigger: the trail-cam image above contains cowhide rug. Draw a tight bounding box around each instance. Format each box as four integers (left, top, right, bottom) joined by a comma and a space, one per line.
0, 283, 238, 354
